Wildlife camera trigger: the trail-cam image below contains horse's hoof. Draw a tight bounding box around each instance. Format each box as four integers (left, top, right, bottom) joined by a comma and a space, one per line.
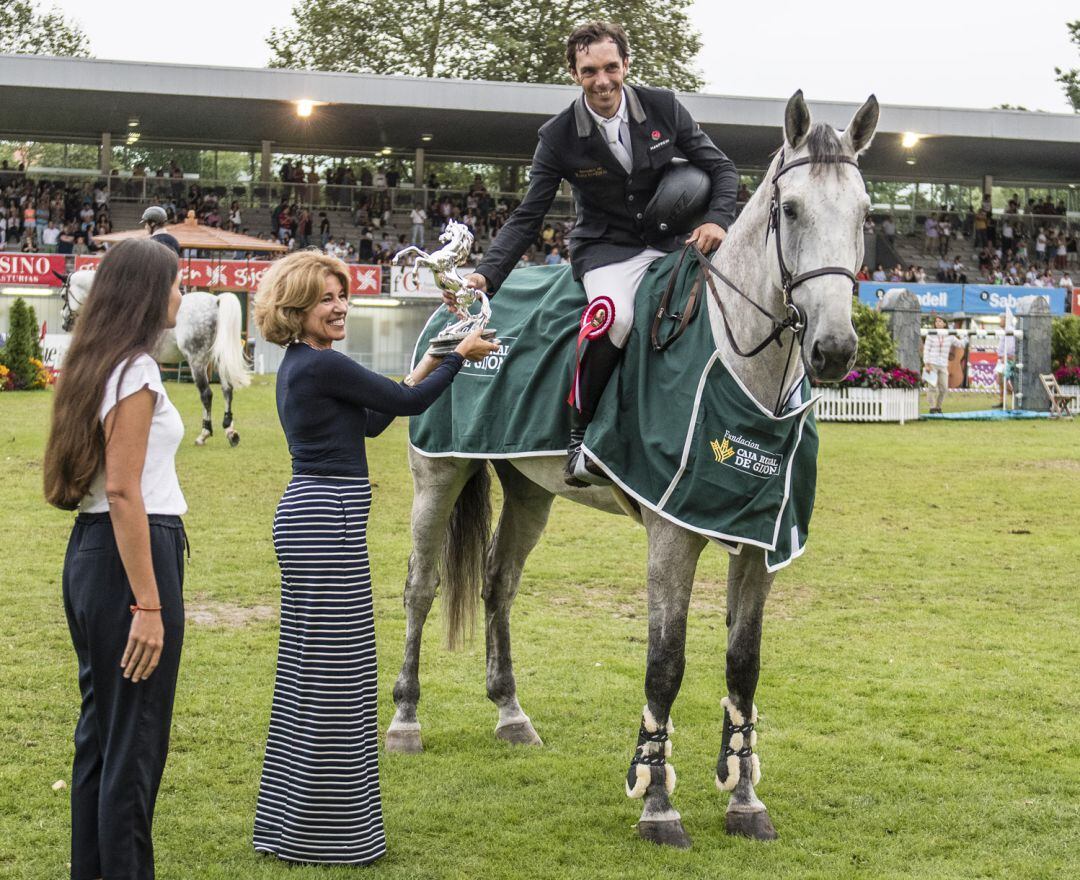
227, 432, 240, 447
194, 438, 207, 447
385, 726, 423, 754
637, 819, 692, 849
725, 809, 778, 841
495, 720, 543, 746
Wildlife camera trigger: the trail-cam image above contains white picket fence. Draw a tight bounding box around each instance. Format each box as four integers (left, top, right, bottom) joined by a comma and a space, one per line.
1062, 385, 1080, 412
814, 387, 921, 424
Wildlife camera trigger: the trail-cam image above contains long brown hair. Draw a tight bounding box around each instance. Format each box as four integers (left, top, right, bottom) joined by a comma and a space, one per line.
44, 239, 178, 509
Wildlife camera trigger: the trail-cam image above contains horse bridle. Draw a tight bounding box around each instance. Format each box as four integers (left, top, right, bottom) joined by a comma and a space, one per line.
653, 150, 863, 357
651, 149, 863, 414
58, 275, 81, 332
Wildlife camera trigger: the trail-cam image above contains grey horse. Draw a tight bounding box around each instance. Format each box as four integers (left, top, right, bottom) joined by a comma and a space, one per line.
61, 269, 251, 445
387, 92, 879, 848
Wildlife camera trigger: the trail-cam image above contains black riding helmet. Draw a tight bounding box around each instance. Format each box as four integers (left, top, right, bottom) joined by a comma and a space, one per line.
644, 159, 711, 236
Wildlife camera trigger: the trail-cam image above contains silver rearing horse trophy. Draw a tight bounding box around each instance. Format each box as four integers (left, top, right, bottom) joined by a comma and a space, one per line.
393, 220, 497, 356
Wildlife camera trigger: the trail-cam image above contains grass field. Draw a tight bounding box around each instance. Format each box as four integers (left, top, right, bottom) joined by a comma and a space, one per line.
1, 380, 1077, 880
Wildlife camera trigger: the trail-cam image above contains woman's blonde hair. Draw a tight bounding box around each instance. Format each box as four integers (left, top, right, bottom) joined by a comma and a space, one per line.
254, 250, 351, 345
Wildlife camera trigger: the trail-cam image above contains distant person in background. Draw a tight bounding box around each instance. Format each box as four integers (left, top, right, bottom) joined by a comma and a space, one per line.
922, 314, 961, 414
871, 264, 886, 282
881, 215, 896, 246
410, 204, 427, 247
994, 310, 1016, 406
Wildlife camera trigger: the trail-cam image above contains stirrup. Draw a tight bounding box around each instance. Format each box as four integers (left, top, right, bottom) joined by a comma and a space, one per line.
569, 447, 611, 487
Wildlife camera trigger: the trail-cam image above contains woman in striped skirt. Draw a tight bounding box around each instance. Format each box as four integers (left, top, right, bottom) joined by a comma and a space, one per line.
251, 251, 496, 865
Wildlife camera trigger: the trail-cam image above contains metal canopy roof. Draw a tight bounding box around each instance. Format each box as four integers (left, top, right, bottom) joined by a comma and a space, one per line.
2, 54, 1079, 183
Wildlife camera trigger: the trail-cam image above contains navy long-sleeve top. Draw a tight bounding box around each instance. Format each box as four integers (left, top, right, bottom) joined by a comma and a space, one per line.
276, 342, 464, 477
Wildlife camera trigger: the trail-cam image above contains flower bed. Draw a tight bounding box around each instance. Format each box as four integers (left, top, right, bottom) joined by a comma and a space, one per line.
813, 367, 921, 424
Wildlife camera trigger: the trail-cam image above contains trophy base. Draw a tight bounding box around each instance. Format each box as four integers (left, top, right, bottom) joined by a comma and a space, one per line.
428, 327, 497, 357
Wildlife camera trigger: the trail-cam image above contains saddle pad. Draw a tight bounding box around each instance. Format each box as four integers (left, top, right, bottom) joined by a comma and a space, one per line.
409, 252, 818, 571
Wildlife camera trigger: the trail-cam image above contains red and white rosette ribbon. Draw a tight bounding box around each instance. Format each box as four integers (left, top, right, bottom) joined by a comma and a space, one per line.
567, 296, 616, 409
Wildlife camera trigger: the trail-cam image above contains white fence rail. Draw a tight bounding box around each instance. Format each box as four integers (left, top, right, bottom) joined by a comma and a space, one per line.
814, 387, 920, 424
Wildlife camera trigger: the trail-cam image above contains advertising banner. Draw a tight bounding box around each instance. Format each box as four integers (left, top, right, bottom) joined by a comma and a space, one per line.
966, 350, 999, 389
963, 284, 1067, 315
857, 282, 963, 312
0, 253, 67, 287
1072, 288, 1080, 315
74, 255, 381, 295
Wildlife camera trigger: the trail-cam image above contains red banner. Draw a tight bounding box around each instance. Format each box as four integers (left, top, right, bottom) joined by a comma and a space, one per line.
1072, 288, 1079, 315
0, 253, 67, 287
73, 256, 382, 295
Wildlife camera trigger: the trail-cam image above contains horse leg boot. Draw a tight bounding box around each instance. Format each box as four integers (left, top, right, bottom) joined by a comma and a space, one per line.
221, 381, 239, 446
193, 362, 214, 446
716, 547, 778, 840
485, 462, 554, 745
565, 335, 622, 487
388, 454, 480, 753
630, 513, 706, 849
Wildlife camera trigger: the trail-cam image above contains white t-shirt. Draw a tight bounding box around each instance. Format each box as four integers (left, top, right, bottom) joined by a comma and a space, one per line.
81, 354, 187, 515
41, 226, 60, 245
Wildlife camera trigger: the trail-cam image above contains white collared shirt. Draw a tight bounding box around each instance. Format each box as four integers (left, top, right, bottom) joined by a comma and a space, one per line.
584, 89, 631, 170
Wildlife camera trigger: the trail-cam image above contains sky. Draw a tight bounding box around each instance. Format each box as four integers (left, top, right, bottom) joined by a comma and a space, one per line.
48, 0, 1079, 113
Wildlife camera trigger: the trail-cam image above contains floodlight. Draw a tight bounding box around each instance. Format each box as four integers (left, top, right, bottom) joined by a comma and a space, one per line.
901, 132, 921, 149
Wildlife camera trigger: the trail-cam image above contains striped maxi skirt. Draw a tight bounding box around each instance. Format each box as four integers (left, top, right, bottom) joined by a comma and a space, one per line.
253, 475, 387, 865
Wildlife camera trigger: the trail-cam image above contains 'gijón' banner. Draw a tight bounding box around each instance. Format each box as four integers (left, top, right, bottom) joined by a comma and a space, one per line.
0, 253, 67, 287
73, 255, 382, 295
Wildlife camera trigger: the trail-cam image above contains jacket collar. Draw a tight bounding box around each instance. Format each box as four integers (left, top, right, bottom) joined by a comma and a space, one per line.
574, 85, 647, 137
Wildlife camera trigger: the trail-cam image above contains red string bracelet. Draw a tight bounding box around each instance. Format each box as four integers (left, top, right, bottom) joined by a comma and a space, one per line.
130, 605, 162, 614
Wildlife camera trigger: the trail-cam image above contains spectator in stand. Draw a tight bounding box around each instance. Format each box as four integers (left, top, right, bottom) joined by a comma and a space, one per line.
1054, 232, 1067, 270
994, 311, 1016, 405
871, 264, 886, 282
544, 245, 562, 266
40, 222, 60, 252
1035, 228, 1047, 265
58, 223, 76, 255
229, 201, 242, 228
881, 215, 896, 246
319, 212, 331, 247
937, 215, 951, 257
410, 203, 427, 247
922, 215, 938, 255
951, 255, 967, 284
856, 265, 870, 281
1060, 270, 1073, 289
887, 264, 902, 282
922, 314, 961, 414
73, 234, 89, 256
973, 207, 988, 248
23, 200, 37, 246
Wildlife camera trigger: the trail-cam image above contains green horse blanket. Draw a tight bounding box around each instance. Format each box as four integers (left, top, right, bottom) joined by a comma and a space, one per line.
409, 251, 818, 571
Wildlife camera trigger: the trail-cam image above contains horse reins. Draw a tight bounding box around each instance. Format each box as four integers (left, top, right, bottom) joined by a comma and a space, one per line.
651, 150, 863, 413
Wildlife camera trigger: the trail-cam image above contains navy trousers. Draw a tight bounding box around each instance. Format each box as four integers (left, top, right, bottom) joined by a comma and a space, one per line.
62, 513, 186, 880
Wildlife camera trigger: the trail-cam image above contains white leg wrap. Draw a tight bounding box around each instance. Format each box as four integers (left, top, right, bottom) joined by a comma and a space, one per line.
751, 753, 761, 786
665, 763, 676, 795
716, 754, 741, 792
626, 764, 650, 799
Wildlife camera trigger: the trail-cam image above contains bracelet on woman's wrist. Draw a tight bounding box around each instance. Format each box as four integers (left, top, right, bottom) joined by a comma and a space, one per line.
130, 604, 162, 614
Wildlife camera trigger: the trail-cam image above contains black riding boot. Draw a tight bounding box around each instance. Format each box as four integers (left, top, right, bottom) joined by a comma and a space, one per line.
565, 334, 623, 487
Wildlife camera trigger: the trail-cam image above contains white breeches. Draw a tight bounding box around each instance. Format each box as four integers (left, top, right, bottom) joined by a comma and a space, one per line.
582, 248, 668, 347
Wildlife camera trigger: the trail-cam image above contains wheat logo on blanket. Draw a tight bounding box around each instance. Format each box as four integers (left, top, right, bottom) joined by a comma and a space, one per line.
460, 337, 515, 377
712, 431, 784, 479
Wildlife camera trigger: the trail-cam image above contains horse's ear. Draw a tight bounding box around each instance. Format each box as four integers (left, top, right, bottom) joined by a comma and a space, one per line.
784, 90, 811, 151
53, 271, 69, 285
843, 95, 879, 156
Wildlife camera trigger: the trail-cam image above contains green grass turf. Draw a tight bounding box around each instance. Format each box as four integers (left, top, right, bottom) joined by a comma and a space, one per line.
1, 380, 1077, 879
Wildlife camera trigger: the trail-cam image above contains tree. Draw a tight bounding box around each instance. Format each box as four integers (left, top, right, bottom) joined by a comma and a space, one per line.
852, 302, 899, 370
0, 298, 38, 390
0, 1, 91, 57
268, 0, 703, 90
1055, 20, 1080, 112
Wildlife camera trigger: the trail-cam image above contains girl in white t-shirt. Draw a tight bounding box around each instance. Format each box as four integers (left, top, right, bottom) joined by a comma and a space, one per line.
44, 238, 185, 880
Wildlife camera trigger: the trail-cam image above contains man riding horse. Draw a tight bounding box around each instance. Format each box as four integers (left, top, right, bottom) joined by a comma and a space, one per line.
455, 20, 738, 486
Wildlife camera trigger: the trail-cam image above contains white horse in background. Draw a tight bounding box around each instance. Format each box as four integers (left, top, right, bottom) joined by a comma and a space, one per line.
61, 269, 251, 446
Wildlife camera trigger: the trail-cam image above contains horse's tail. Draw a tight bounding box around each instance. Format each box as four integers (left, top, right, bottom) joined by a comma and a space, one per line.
441, 464, 492, 650
212, 293, 251, 389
